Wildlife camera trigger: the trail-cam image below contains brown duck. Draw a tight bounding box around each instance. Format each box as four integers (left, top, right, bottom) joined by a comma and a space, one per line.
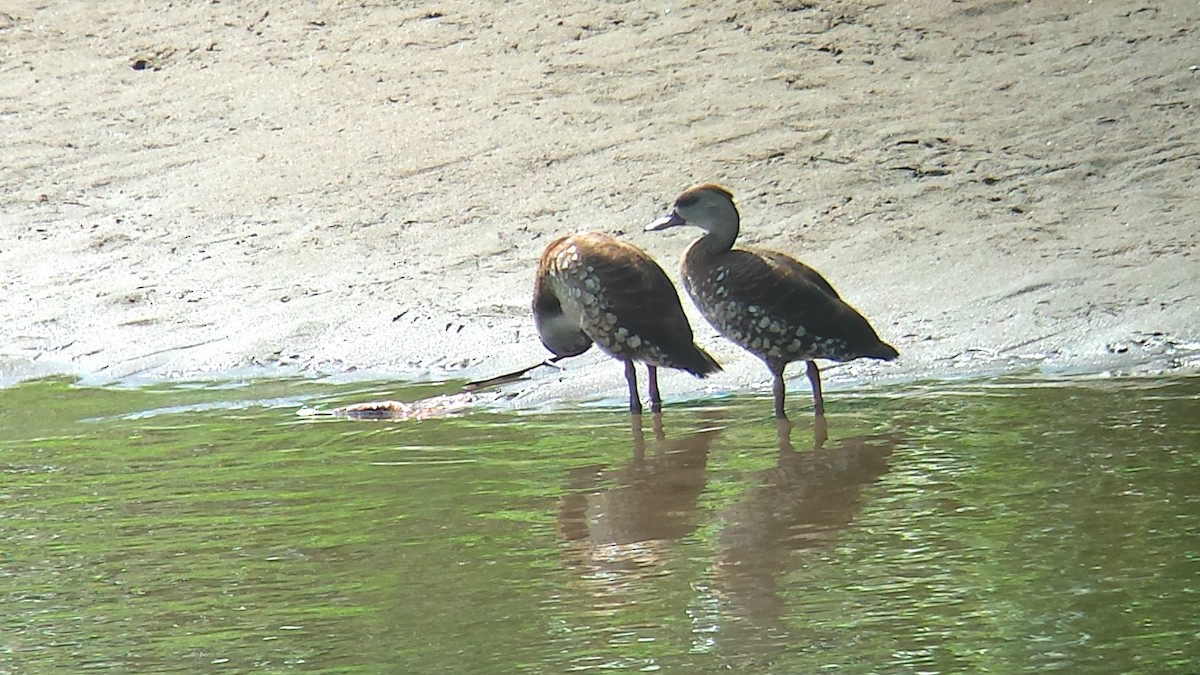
534, 232, 721, 414
647, 184, 897, 419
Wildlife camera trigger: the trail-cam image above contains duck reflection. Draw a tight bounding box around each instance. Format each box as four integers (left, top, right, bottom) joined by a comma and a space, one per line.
555, 414, 897, 630
557, 414, 718, 577
711, 419, 899, 639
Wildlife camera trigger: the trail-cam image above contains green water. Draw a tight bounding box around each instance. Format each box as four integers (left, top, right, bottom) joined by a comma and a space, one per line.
1, 375, 1197, 673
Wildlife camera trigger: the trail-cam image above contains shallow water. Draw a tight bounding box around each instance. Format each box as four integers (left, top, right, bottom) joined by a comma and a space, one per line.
1, 375, 1197, 673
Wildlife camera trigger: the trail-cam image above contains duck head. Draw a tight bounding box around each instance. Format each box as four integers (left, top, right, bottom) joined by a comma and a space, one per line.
645, 183, 740, 250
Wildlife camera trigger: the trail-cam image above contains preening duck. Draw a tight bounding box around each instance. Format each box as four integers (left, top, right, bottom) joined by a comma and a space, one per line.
646, 184, 897, 419
534, 232, 721, 414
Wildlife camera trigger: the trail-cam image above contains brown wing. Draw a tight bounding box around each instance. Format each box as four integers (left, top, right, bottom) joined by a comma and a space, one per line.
574, 233, 698, 347
718, 247, 887, 352
570, 233, 718, 374
756, 249, 841, 300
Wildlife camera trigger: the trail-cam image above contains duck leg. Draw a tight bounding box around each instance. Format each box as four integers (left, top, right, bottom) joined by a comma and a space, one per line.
647, 365, 662, 413
806, 360, 825, 417
771, 361, 788, 420
624, 359, 643, 415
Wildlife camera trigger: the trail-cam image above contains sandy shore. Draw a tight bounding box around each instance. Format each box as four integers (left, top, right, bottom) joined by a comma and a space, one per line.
3, 1, 1197, 405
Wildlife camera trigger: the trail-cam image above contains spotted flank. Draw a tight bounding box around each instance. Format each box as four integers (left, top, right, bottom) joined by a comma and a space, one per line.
687, 278, 856, 363
544, 240, 674, 366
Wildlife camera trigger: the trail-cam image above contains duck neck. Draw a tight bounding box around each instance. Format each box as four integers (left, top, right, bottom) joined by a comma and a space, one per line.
695, 214, 739, 256
684, 225, 738, 278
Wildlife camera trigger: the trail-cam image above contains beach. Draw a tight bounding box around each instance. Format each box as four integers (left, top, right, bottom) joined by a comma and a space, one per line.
3, 0, 1197, 403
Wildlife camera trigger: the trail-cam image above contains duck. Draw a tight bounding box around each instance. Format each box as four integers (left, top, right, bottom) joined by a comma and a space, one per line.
646, 183, 897, 419
534, 231, 722, 414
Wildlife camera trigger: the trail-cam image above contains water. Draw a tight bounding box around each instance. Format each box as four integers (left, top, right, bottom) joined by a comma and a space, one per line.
1, 375, 1197, 673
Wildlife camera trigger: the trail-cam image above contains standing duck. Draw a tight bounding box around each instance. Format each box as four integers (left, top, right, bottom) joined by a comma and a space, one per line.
646, 184, 897, 419
534, 232, 722, 414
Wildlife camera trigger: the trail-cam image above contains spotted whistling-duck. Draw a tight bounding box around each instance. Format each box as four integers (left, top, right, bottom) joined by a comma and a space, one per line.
534, 232, 721, 414
646, 184, 897, 419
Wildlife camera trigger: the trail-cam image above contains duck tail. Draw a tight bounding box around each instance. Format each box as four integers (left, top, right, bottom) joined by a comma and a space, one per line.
680, 345, 723, 378
864, 341, 899, 361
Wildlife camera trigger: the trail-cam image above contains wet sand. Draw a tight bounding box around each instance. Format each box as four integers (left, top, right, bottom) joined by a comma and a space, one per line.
3, 1, 1198, 404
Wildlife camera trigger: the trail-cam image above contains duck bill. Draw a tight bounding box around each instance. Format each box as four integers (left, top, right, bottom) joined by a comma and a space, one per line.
645, 211, 685, 231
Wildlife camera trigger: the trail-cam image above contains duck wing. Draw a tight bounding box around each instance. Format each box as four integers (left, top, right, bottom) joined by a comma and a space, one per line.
572, 233, 719, 375
704, 247, 891, 356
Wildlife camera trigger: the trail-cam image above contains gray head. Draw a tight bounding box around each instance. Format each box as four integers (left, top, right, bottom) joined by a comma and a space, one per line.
646, 183, 741, 249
